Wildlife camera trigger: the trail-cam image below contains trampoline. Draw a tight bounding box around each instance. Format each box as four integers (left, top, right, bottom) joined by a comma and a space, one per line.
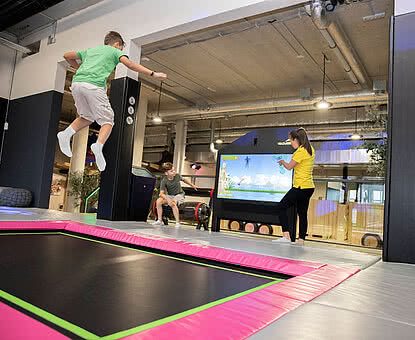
0, 221, 358, 339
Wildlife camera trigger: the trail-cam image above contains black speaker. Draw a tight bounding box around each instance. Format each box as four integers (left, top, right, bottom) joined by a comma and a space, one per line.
128, 168, 156, 222
97, 77, 140, 221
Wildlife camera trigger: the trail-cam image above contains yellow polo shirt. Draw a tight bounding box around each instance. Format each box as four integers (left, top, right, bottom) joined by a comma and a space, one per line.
292, 146, 315, 189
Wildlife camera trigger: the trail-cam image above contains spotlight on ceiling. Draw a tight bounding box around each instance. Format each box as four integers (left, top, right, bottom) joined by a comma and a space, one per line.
350, 132, 363, 140
153, 115, 162, 123
325, 0, 344, 12
315, 99, 332, 110
315, 54, 332, 110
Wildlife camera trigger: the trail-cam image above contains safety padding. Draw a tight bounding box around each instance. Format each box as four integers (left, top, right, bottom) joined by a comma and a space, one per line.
0, 302, 70, 340
64, 221, 323, 276
125, 292, 303, 340
121, 266, 359, 340
0, 220, 67, 230
268, 265, 359, 302
0, 187, 32, 207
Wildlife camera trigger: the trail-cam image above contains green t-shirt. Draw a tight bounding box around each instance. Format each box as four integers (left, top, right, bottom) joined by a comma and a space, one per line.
72, 45, 128, 88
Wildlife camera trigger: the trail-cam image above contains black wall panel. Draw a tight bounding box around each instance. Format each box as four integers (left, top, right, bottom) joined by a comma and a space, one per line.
0, 97, 7, 151
384, 13, 415, 263
0, 91, 62, 208
97, 77, 140, 221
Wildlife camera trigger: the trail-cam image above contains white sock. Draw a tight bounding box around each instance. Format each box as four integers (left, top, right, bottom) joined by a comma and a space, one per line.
57, 126, 76, 157
91, 142, 106, 171
63, 126, 76, 137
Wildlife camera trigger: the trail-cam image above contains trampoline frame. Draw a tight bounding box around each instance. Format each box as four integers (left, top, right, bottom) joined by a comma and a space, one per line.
0, 220, 359, 339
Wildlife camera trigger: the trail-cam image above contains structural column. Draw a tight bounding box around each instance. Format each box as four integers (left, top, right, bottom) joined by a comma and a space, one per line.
64, 126, 89, 213
132, 93, 148, 168
384, 2, 415, 264
173, 119, 187, 174
97, 77, 140, 221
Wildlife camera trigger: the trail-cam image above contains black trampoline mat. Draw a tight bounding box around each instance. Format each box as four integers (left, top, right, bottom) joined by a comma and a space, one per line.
0, 233, 280, 338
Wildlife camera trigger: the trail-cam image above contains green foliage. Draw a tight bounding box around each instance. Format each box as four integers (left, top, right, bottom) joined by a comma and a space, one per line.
361, 141, 387, 177
67, 169, 100, 211
359, 108, 388, 177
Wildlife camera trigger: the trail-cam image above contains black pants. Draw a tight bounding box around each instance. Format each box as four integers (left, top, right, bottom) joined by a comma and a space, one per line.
276, 187, 314, 240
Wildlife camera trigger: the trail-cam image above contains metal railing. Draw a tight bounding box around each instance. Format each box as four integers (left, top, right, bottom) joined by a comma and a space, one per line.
84, 187, 100, 213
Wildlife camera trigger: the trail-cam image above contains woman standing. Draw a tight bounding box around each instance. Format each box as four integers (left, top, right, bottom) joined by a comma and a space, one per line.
273, 128, 315, 246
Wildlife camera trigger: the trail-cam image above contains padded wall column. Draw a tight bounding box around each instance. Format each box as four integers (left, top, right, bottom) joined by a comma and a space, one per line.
97, 77, 140, 221
0, 98, 7, 156
0, 91, 62, 207
384, 13, 415, 263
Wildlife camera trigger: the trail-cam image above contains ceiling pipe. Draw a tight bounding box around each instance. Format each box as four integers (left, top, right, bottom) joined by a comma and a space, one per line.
327, 19, 372, 88
148, 100, 388, 123
147, 123, 378, 140
145, 114, 386, 140
144, 130, 383, 151
309, 0, 372, 88
148, 91, 387, 121
0, 37, 31, 54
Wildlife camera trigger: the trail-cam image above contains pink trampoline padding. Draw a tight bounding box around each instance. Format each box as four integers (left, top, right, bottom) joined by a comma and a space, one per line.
64, 221, 323, 276
120, 265, 359, 340
0, 302, 70, 340
269, 265, 359, 302
122, 287, 303, 340
0, 220, 67, 230
0, 220, 361, 340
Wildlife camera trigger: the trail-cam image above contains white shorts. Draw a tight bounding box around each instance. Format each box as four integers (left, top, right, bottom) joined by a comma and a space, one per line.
168, 194, 185, 205
72, 82, 115, 126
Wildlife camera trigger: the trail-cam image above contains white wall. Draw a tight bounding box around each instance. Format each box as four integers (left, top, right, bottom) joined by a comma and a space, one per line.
11, 0, 306, 99
0, 45, 16, 99
395, 0, 415, 16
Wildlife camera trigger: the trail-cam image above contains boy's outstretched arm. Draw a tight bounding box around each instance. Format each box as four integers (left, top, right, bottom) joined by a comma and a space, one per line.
120, 56, 167, 79
182, 178, 198, 190
64, 52, 81, 70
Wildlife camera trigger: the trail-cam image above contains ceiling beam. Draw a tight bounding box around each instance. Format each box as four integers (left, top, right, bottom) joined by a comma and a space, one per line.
140, 79, 196, 107
0, 37, 31, 54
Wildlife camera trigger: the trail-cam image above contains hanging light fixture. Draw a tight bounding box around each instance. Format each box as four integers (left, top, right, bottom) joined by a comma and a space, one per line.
350, 107, 363, 140
315, 53, 332, 110
216, 119, 223, 144
153, 81, 163, 123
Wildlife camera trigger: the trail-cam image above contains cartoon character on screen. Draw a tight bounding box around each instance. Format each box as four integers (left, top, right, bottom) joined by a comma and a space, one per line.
244, 156, 251, 168
218, 161, 229, 192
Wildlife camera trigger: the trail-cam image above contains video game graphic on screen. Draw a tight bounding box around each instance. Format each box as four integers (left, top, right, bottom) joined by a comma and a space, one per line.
217, 154, 293, 203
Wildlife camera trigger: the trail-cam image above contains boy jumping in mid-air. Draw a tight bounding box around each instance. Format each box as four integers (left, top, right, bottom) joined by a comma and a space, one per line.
59, 31, 167, 171
153, 162, 198, 228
